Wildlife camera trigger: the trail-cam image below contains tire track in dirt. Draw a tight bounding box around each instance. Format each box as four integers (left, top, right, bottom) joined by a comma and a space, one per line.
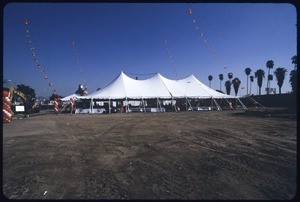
180, 128, 295, 176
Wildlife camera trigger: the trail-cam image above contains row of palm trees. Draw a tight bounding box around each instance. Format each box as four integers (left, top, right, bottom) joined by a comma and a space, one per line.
208, 55, 297, 96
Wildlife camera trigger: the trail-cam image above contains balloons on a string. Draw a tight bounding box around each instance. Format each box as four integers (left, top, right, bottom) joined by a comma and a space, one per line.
187, 9, 229, 71
162, 39, 177, 78
71, 39, 87, 88
23, 18, 56, 93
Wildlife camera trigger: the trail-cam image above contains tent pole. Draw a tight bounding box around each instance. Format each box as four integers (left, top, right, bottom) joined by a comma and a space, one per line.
158, 98, 162, 112
172, 97, 177, 112
58, 103, 68, 115
125, 97, 128, 113
237, 98, 248, 110
187, 97, 193, 111
91, 98, 93, 114
109, 99, 111, 114
185, 97, 187, 111
143, 98, 146, 113
248, 96, 266, 109
213, 98, 222, 111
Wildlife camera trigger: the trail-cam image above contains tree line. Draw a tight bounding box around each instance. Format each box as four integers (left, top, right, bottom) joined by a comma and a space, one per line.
208, 55, 297, 96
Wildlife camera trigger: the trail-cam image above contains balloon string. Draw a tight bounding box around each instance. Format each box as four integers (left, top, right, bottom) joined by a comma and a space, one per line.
163, 40, 178, 79
23, 19, 56, 94
187, 9, 228, 70
71, 40, 86, 87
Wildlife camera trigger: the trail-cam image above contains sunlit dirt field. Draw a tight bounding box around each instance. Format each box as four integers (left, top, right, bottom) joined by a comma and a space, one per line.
3, 109, 297, 199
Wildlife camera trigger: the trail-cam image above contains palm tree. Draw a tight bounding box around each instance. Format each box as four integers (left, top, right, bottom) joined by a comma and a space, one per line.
274, 67, 287, 94
244, 67, 251, 95
249, 75, 254, 95
218, 74, 223, 91
254, 69, 265, 95
208, 75, 213, 88
225, 80, 231, 95
291, 55, 297, 70
228, 72, 233, 81
232, 78, 241, 96
268, 74, 273, 82
266, 60, 274, 94
289, 70, 297, 94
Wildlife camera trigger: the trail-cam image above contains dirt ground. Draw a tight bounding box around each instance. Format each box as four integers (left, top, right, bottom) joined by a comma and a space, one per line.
2, 108, 297, 200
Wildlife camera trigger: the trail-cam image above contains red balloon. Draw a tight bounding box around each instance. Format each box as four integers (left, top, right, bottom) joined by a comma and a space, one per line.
23, 19, 28, 25
163, 39, 167, 45
187, 9, 192, 15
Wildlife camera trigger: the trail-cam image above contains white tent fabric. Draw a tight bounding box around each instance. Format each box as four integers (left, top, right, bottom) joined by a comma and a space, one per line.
84, 71, 236, 100
61, 94, 90, 101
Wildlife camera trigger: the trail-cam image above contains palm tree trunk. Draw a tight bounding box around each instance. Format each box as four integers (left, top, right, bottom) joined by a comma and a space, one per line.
259, 87, 261, 95
267, 68, 270, 94
247, 76, 249, 94
279, 87, 281, 94
220, 81, 221, 91
250, 82, 252, 94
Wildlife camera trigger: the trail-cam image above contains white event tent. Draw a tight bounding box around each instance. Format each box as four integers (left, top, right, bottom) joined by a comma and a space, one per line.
62, 71, 247, 113
88, 71, 235, 99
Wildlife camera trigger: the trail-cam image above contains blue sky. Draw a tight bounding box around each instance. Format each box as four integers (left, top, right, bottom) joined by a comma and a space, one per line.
3, 3, 297, 98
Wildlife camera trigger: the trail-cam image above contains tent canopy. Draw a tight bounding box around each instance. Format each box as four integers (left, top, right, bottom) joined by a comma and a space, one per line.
81, 71, 236, 100
61, 94, 90, 101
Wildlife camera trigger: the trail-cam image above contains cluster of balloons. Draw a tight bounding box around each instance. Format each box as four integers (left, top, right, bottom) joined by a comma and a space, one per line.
23, 19, 56, 93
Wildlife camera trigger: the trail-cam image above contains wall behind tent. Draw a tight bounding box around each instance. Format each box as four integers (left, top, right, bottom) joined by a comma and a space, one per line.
240, 94, 296, 108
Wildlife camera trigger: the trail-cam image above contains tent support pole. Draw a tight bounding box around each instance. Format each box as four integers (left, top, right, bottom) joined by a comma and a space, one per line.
125, 97, 128, 113
225, 98, 233, 110
158, 98, 162, 112
185, 98, 187, 111
142, 99, 146, 112
237, 98, 248, 110
109, 99, 111, 114
248, 96, 266, 109
58, 103, 68, 115
213, 98, 222, 111
172, 97, 177, 112
186, 97, 193, 111
90, 98, 93, 114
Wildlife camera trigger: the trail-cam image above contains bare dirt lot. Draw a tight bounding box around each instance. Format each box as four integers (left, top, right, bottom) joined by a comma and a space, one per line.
2, 109, 297, 200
